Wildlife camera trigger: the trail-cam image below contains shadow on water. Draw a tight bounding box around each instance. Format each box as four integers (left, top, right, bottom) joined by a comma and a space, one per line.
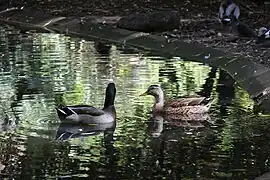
197, 67, 217, 98
0, 26, 270, 179
94, 41, 112, 56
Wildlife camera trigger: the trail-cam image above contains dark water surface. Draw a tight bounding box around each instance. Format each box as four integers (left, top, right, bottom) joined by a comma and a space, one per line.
0, 26, 269, 179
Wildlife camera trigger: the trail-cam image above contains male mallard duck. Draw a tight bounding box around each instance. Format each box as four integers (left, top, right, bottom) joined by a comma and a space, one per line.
219, 0, 240, 25
140, 85, 213, 115
56, 82, 116, 124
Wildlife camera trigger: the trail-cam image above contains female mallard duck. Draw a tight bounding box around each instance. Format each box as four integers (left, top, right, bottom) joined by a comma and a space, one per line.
141, 85, 213, 115
56, 82, 116, 124
219, 0, 240, 25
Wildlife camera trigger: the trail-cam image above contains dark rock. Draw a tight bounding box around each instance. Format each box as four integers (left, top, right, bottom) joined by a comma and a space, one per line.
235, 23, 256, 37
116, 10, 180, 32
231, 17, 256, 37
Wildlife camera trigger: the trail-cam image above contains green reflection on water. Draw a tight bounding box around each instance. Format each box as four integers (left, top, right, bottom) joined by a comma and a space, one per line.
0, 26, 269, 179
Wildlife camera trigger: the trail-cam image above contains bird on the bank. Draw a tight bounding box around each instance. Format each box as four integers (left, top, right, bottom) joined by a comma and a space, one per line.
257, 27, 270, 43
56, 83, 116, 124
230, 16, 256, 37
258, 27, 269, 36
140, 85, 214, 116
219, 0, 240, 25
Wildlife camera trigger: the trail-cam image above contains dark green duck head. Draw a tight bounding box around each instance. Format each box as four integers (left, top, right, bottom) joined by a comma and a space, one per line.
103, 82, 116, 109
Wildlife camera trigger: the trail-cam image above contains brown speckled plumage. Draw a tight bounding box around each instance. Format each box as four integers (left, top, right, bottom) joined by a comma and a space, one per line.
165, 97, 212, 114
141, 85, 213, 116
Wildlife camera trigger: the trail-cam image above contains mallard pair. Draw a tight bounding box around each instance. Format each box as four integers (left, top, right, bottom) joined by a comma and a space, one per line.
56, 83, 214, 124
56, 83, 116, 124
140, 85, 214, 117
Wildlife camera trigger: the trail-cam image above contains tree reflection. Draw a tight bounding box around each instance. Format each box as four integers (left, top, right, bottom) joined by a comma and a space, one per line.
197, 67, 217, 98
93, 41, 115, 81
216, 69, 235, 115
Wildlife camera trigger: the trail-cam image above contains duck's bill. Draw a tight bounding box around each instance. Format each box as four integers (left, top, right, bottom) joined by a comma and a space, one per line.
139, 92, 148, 96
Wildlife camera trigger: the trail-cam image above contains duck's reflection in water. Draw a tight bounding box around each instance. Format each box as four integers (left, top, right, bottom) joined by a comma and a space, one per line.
56, 121, 116, 141
146, 113, 213, 174
147, 114, 164, 138
147, 112, 211, 137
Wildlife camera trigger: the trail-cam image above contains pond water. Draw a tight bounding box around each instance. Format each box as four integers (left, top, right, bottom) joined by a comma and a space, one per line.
0, 26, 270, 179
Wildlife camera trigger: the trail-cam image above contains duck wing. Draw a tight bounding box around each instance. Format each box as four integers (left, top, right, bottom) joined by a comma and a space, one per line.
166, 97, 209, 107
58, 105, 105, 116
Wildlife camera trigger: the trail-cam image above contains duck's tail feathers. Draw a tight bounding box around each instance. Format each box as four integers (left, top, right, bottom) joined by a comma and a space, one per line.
56, 106, 78, 119
66, 107, 78, 115
56, 107, 67, 116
